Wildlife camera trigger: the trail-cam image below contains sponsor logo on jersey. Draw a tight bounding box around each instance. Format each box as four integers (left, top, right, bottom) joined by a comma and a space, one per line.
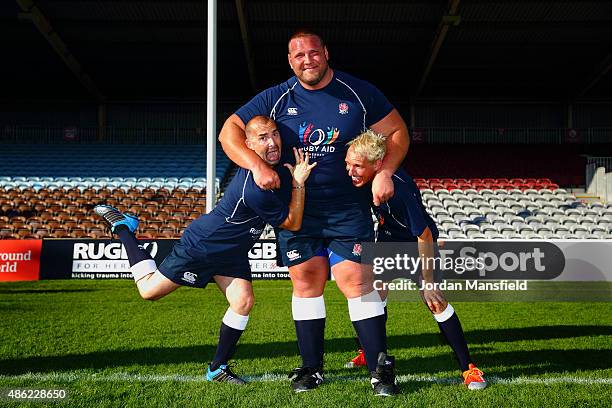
287, 107, 298, 115
250, 227, 264, 237
352, 243, 362, 256
286, 249, 301, 261
338, 102, 349, 115
298, 122, 339, 158
181, 271, 197, 284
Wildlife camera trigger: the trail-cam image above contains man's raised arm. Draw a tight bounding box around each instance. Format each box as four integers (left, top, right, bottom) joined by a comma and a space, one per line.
219, 114, 280, 189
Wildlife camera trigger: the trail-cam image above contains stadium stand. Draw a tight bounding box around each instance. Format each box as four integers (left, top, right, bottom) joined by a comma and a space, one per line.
0, 144, 231, 179
0, 142, 610, 240
417, 182, 612, 239
0, 144, 234, 239
2, 177, 611, 240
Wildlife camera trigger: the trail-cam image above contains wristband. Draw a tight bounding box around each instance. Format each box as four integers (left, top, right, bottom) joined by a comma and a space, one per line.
293, 185, 304, 189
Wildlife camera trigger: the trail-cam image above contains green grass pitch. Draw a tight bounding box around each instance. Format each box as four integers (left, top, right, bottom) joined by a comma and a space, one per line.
0, 280, 611, 407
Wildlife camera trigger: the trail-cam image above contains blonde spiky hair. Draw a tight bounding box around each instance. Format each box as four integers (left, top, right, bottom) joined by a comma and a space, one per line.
347, 129, 386, 162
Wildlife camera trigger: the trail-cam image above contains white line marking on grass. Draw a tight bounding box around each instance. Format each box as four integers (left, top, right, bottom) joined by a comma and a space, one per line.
1, 372, 611, 385
490, 376, 612, 385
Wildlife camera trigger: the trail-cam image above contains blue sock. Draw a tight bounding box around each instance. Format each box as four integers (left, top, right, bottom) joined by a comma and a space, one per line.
352, 315, 387, 371
292, 295, 326, 369
294, 318, 325, 368
211, 323, 244, 370
354, 306, 388, 349
210, 308, 249, 370
348, 292, 387, 371
115, 225, 152, 267
435, 305, 472, 371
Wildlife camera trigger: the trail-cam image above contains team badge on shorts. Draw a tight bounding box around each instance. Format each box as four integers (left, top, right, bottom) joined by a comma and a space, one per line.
352, 243, 362, 256
181, 271, 198, 284
287, 249, 301, 261
338, 102, 349, 115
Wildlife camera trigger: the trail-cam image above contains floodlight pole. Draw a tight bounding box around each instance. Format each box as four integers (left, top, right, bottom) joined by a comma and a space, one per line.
206, 0, 217, 213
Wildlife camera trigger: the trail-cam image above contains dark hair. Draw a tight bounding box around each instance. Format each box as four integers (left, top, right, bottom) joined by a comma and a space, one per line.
288, 28, 325, 52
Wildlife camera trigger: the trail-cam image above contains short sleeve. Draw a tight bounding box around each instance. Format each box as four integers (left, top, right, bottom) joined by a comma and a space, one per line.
363, 83, 394, 127
402, 189, 429, 238
235, 86, 282, 125
245, 186, 289, 228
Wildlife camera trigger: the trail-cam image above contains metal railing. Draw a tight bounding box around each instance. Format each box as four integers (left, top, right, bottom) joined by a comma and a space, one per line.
0, 126, 610, 145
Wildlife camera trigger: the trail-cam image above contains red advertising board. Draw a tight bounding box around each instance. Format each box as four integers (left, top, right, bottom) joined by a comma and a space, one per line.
0, 240, 43, 281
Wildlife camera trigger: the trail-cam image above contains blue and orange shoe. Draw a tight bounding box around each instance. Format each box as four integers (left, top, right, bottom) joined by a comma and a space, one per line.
462, 363, 488, 390
94, 205, 139, 233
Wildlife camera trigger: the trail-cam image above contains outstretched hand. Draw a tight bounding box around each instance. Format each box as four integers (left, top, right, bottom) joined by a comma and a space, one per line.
284, 147, 317, 186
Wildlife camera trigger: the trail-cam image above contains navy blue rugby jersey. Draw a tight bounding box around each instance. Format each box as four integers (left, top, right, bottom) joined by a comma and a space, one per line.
374, 168, 439, 242
235, 70, 394, 205
180, 167, 289, 260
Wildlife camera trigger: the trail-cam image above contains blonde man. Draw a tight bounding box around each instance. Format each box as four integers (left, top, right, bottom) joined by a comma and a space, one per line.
345, 129, 487, 390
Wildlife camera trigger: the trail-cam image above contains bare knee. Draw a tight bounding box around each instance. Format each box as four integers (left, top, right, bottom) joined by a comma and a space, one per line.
336, 272, 374, 299
289, 259, 328, 297
225, 281, 255, 315
139, 288, 162, 301
291, 278, 325, 297
135, 271, 178, 301
227, 292, 254, 315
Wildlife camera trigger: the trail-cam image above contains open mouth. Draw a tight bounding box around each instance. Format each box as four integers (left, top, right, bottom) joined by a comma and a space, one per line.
351, 175, 363, 185
266, 149, 280, 162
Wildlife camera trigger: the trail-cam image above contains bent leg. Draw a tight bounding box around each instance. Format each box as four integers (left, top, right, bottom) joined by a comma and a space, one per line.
214, 275, 255, 315
109, 223, 180, 300
135, 270, 180, 300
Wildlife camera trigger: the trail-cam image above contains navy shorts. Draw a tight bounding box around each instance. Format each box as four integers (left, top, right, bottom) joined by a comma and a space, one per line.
157, 241, 252, 288
278, 203, 374, 267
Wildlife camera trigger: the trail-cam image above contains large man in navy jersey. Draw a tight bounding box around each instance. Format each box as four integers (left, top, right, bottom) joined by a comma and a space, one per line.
219, 29, 409, 396
345, 130, 488, 390
94, 116, 316, 385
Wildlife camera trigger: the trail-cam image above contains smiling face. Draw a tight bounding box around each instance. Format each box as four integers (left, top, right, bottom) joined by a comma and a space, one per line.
345, 145, 382, 188
287, 34, 331, 89
245, 117, 282, 166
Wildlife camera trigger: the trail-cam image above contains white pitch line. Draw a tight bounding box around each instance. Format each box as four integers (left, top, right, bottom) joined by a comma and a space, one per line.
1, 372, 610, 385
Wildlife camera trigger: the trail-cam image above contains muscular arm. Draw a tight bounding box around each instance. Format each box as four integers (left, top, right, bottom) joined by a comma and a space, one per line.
370, 108, 410, 205
218, 114, 280, 189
